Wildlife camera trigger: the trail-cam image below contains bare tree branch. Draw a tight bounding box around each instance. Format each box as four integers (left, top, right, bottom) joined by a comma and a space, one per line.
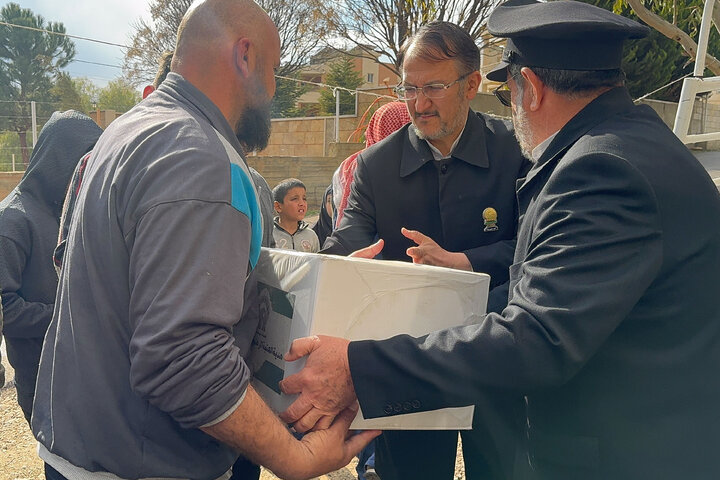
122, 0, 327, 85
627, 0, 720, 75
318, 0, 502, 71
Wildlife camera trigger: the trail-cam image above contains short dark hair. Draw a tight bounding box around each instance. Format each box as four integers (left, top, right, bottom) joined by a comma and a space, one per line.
153, 51, 174, 88
399, 22, 480, 76
273, 178, 306, 203
508, 63, 625, 99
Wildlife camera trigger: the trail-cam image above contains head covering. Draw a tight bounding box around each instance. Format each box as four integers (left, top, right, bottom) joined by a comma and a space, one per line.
0, 110, 102, 341
12, 110, 103, 217
486, 0, 649, 82
333, 102, 411, 226
365, 101, 413, 147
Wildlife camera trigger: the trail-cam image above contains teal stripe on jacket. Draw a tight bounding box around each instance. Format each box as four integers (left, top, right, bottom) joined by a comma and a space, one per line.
230, 163, 262, 269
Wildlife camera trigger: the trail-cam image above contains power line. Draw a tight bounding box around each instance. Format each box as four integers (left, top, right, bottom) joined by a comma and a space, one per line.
73, 59, 123, 69
275, 74, 397, 100
0, 100, 59, 104
0, 20, 396, 98
0, 20, 128, 48
633, 73, 693, 103
1, 18, 699, 106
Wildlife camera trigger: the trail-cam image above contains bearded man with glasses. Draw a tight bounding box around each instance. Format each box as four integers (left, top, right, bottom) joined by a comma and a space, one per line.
320, 21, 530, 480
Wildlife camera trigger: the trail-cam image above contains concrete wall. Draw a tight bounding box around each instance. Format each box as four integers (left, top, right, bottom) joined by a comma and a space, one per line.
88, 110, 123, 129
258, 116, 365, 158
0, 159, 343, 213
471, 93, 720, 151
472, 92, 512, 118
257, 86, 398, 157
640, 98, 720, 150
247, 154, 345, 211
5, 93, 716, 211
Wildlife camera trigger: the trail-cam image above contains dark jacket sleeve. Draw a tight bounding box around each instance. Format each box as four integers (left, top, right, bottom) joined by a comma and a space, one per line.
0, 235, 53, 338
349, 153, 663, 417
463, 238, 516, 286
321, 152, 378, 255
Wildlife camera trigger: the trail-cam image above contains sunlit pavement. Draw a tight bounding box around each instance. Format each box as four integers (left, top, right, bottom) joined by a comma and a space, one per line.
693, 150, 720, 188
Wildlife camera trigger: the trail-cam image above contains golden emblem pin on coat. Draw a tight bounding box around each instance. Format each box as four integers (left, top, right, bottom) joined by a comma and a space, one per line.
483, 207, 498, 232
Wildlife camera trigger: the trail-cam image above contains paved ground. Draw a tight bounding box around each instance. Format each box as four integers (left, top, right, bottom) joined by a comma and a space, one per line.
0, 341, 361, 480
1, 342, 464, 480
694, 150, 720, 187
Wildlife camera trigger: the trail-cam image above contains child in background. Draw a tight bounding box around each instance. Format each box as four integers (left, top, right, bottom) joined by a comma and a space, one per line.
272, 178, 319, 253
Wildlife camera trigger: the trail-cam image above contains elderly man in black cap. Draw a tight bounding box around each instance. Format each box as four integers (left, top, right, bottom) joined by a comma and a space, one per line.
279, 1, 720, 479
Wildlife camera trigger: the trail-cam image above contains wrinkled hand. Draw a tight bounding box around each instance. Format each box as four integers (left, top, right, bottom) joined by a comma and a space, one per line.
279, 335, 357, 432
277, 405, 380, 480
349, 239, 384, 259
402, 227, 472, 271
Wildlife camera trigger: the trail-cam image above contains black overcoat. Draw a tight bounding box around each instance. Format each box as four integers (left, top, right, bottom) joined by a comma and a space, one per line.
323, 110, 530, 288
349, 88, 720, 479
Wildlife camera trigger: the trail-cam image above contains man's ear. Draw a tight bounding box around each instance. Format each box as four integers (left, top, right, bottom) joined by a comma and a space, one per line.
273, 200, 282, 213
521, 67, 544, 112
142, 85, 155, 99
465, 71, 482, 99
235, 38, 251, 77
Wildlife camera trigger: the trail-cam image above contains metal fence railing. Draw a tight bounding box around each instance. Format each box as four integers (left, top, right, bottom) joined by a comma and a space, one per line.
0, 149, 31, 173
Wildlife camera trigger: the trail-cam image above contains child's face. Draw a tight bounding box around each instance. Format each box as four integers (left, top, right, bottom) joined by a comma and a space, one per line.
275, 186, 308, 222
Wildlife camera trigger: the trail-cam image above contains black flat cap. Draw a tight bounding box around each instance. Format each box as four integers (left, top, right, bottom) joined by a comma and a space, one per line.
486, 0, 649, 82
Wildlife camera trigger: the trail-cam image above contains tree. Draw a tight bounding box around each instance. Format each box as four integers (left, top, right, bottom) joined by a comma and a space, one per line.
614, 0, 720, 76
123, 0, 328, 85
584, 0, 720, 100
584, 0, 691, 100
258, 0, 330, 76
122, 0, 190, 86
272, 76, 309, 118
317, 0, 502, 73
622, 29, 689, 100
0, 2, 75, 165
0, 130, 22, 172
51, 74, 98, 114
96, 78, 141, 113
318, 56, 365, 115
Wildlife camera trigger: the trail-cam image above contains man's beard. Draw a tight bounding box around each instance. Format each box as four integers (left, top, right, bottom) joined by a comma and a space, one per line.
512, 100, 535, 161
236, 81, 272, 152
412, 114, 459, 141
412, 90, 466, 141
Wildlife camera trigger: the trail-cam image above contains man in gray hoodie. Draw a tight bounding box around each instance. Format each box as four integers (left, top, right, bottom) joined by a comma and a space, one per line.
32, 1, 375, 480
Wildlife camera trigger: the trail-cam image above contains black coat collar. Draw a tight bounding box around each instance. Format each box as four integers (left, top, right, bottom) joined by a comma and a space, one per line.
400, 110, 489, 177
518, 87, 635, 193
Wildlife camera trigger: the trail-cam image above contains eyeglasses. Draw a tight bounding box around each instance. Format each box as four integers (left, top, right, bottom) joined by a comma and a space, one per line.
394, 71, 473, 101
492, 72, 520, 107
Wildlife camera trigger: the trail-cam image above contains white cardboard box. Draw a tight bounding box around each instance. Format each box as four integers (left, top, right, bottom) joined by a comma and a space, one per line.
247, 248, 490, 430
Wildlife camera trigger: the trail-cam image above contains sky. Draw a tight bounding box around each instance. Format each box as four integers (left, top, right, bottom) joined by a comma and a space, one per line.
14, 0, 152, 87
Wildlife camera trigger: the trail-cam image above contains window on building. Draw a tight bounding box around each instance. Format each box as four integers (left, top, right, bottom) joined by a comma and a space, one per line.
367, 73, 374, 83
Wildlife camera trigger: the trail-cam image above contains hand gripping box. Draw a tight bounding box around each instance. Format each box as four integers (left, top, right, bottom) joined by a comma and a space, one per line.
247, 248, 490, 430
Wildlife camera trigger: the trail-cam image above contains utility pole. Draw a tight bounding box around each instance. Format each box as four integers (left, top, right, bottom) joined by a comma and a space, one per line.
334, 89, 340, 143
31, 101, 38, 147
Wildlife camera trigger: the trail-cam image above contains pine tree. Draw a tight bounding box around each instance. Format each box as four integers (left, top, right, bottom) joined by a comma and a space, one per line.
0, 3, 75, 165
271, 76, 308, 118
318, 56, 365, 115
